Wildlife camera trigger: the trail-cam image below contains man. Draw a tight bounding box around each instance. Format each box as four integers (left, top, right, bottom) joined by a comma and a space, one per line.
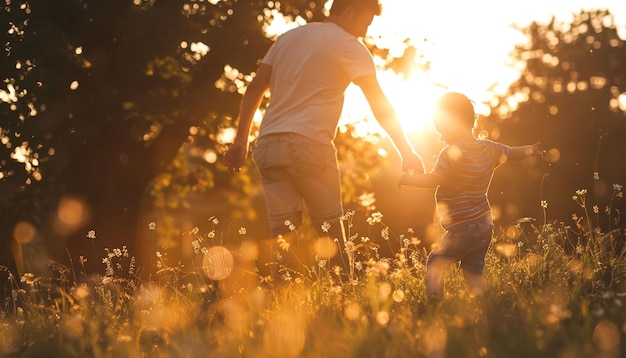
224, 0, 424, 278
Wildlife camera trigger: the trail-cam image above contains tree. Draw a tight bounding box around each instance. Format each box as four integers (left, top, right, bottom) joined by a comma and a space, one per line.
0, 0, 423, 277
481, 10, 626, 226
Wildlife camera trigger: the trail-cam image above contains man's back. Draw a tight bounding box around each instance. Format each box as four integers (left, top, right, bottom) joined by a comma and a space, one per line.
259, 22, 375, 143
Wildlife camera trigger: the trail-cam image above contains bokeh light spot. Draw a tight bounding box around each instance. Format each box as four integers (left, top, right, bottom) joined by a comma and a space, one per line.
545, 148, 561, 163
203, 246, 234, 280
56, 196, 88, 234
593, 320, 620, 351
312, 237, 338, 260
13, 221, 36, 244
263, 312, 306, 358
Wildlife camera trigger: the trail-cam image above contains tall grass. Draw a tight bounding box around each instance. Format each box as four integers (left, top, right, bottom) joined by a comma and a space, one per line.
1, 185, 624, 357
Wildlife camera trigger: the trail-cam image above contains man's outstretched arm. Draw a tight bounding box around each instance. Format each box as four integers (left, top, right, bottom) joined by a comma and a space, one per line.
354, 74, 425, 174
223, 63, 272, 173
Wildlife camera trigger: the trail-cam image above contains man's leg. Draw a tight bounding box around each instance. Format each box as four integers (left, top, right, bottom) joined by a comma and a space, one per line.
291, 140, 346, 279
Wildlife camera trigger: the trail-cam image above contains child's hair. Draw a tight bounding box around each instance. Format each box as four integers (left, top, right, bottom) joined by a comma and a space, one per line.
436, 92, 478, 128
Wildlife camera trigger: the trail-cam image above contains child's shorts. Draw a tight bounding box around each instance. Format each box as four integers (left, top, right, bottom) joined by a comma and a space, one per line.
426, 217, 494, 274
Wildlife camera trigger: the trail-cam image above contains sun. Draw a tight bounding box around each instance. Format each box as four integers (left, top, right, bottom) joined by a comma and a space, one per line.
340, 69, 444, 135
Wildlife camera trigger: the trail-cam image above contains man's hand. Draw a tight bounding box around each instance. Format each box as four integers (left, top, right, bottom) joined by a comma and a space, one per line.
402, 152, 425, 175
223, 141, 248, 173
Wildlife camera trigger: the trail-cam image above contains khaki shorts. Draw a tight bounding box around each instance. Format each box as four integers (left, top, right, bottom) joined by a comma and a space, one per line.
253, 133, 343, 237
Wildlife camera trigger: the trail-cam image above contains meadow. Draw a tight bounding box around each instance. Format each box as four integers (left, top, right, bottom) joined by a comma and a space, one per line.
1, 184, 624, 358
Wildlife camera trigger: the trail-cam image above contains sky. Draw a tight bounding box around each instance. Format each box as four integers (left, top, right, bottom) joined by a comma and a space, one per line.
340, 0, 626, 131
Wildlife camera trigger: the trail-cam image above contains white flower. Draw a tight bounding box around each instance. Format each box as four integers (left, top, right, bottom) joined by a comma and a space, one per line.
238, 227, 247, 235
210, 217, 219, 225
191, 227, 199, 234
593, 205, 599, 214
86, 230, 96, 240
593, 172, 600, 180
367, 212, 383, 225
381, 227, 390, 240
540, 200, 548, 209
156, 251, 162, 258
207, 231, 216, 239
576, 189, 587, 196
148, 222, 156, 230
321, 222, 331, 233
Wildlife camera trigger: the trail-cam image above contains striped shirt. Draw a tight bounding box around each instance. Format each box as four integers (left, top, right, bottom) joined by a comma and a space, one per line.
432, 140, 511, 229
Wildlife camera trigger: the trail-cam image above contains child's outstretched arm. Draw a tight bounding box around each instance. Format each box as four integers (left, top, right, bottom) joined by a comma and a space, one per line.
399, 173, 444, 189
509, 142, 542, 161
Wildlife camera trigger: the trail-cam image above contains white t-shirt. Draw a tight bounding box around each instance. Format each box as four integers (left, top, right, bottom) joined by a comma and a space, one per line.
259, 22, 376, 143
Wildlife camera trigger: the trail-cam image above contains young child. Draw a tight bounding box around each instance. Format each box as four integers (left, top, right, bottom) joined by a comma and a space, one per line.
400, 92, 540, 299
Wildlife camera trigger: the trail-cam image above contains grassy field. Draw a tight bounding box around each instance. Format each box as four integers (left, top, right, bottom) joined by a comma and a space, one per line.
1, 186, 625, 358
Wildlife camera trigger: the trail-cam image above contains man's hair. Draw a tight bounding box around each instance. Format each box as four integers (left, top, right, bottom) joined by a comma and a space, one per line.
436, 92, 477, 128
330, 0, 382, 16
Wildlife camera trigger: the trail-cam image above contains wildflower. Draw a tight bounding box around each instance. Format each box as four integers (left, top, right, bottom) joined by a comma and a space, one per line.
192, 240, 201, 254
575, 243, 584, 255
606, 206, 611, 214
277, 236, 290, 251
321, 222, 331, 233
156, 251, 162, 258
576, 189, 587, 196
86, 230, 96, 240
148, 222, 156, 230
572, 195, 578, 201
201, 247, 209, 255
113, 248, 122, 257
540, 200, 548, 209
367, 212, 383, 225
361, 236, 370, 243
20, 273, 35, 285
593, 205, 599, 214
403, 238, 410, 247
207, 231, 216, 239
79, 256, 87, 264
122, 246, 129, 257
129, 257, 136, 275
354, 261, 363, 271
614, 184, 623, 191
572, 213, 578, 221
593, 172, 600, 180
381, 227, 390, 240
407, 227, 414, 234
284, 220, 296, 231
318, 259, 327, 268
191, 227, 199, 235
283, 271, 292, 282
210, 217, 219, 225
238, 227, 247, 235
340, 211, 355, 221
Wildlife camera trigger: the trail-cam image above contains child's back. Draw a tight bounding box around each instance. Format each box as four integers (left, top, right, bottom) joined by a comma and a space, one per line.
433, 140, 510, 229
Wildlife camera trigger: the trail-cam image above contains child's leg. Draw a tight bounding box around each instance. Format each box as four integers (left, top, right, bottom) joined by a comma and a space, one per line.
463, 269, 485, 296
425, 256, 453, 298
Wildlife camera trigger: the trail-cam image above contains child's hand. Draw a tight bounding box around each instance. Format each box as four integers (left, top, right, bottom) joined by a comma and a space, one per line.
530, 142, 542, 157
